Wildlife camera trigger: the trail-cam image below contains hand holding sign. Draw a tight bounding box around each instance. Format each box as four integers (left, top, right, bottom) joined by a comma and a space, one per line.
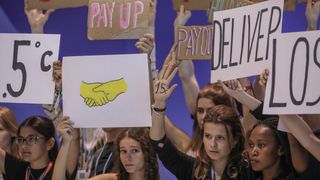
135, 33, 155, 58
174, 5, 191, 28
306, 0, 320, 30
25, 0, 54, 33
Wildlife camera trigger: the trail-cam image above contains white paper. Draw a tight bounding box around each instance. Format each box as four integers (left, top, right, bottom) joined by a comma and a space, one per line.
62, 53, 152, 128
0, 33, 59, 104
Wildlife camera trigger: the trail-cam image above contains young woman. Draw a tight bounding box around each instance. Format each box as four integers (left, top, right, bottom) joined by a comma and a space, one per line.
220, 74, 320, 179
150, 64, 250, 179
247, 118, 292, 179
89, 128, 160, 180
0, 115, 77, 180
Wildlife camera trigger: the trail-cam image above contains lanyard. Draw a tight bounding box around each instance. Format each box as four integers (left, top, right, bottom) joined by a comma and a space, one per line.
94, 143, 113, 176
25, 162, 53, 180
211, 168, 215, 180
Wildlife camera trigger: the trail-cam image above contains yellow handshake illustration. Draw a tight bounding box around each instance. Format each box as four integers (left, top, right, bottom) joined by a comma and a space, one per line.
80, 78, 127, 107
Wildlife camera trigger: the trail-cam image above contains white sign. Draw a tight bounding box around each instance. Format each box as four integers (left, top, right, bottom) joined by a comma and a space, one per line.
211, 0, 283, 82
62, 54, 152, 128
264, 31, 320, 114
0, 33, 60, 104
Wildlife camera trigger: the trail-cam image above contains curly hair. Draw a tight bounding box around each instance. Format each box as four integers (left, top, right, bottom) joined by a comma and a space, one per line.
113, 128, 159, 180
190, 83, 234, 153
194, 105, 245, 180
247, 117, 292, 179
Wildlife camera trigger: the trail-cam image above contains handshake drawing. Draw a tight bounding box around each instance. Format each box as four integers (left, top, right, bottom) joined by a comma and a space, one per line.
80, 78, 128, 107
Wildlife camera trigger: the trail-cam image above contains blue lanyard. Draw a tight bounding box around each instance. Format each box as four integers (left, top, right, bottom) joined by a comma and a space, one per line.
94, 143, 113, 176
211, 168, 215, 180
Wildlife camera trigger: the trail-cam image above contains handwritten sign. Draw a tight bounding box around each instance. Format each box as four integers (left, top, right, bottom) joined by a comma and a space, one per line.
88, 0, 150, 40
63, 54, 152, 128
263, 31, 320, 114
175, 26, 213, 60
0, 33, 59, 104
211, 0, 283, 82
251, 0, 296, 11
26, 0, 88, 10
172, 0, 211, 10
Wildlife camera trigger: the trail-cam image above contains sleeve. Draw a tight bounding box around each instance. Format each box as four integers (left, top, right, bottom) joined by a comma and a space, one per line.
4, 153, 28, 179
294, 154, 320, 179
250, 101, 278, 120
150, 136, 195, 180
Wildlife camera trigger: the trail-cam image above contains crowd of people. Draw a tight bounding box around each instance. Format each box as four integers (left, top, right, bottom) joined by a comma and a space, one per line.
0, 0, 320, 179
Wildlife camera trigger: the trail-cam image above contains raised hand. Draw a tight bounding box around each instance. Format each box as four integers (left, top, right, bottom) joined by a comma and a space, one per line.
24, 0, 54, 33
135, 33, 155, 58
93, 78, 128, 102
259, 69, 269, 87
80, 81, 108, 107
306, 0, 320, 30
56, 116, 74, 143
53, 61, 62, 90
174, 5, 191, 28
218, 79, 244, 99
153, 63, 178, 109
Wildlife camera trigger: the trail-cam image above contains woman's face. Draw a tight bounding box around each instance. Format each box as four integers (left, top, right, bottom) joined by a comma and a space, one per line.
120, 137, 145, 174
0, 123, 12, 152
197, 98, 215, 128
17, 127, 50, 164
203, 122, 234, 162
248, 126, 282, 172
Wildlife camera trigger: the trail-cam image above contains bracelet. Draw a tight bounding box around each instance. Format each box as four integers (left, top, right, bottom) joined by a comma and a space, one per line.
55, 88, 62, 96
153, 106, 166, 112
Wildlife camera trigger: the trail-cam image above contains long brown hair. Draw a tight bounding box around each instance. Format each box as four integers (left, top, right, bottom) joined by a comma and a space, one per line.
194, 105, 245, 180
190, 83, 234, 153
0, 106, 19, 157
114, 128, 159, 180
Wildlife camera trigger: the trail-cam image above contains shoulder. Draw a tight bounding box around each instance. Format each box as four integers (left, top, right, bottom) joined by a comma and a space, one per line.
89, 173, 118, 180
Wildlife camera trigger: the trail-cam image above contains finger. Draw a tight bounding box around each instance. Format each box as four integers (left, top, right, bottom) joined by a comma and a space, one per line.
179, 4, 185, 13
167, 84, 178, 97
159, 64, 168, 79
166, 67, 178, 84
218, 80, 228, 91
143, 33, 154, 42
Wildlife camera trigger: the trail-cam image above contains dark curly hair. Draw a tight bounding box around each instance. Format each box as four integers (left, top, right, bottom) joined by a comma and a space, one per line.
191, 83, 234, 153
194, 105, 245, 180
113, 128, 159, 180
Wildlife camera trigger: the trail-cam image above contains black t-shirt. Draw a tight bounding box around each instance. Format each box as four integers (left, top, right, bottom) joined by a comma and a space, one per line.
89, 142, 115, 177
4, 153, 53, 180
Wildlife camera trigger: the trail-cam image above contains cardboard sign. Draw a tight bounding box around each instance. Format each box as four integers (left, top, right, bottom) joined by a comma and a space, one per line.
263, 31, 320, 114
211, 0, 283, 82
251, 0, 296, 11
88, 0, 150, 40
26, 0, 88, 10
172, 0, 211, 10
208, 0, 254, 22
0, 33, 59, 104
175, 25, 213, 60
63, 54, 152, 128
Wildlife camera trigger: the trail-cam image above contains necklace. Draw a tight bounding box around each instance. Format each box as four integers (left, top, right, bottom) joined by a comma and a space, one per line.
25, 162, 53, 180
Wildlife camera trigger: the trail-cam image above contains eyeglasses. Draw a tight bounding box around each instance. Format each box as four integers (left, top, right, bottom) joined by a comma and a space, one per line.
14, 135, 46, 146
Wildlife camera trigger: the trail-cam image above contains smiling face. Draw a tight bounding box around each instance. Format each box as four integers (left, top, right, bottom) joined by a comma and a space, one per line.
119, 137, 145, 175
197, 98, 215, 129
18, 127, 52, 165
248, 125, 282, 172
203, 122, 234, 162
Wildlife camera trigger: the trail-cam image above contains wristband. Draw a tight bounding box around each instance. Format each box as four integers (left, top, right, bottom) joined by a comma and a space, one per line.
153, 106, 166, 112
